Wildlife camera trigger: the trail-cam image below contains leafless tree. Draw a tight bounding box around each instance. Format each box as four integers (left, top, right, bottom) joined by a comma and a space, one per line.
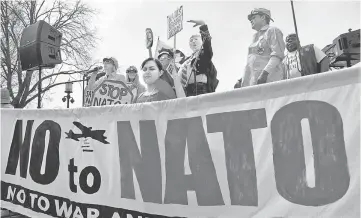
1, 0, 98, 108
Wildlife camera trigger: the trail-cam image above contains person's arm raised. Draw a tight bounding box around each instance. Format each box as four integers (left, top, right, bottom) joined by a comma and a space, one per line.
187, 20, 213, 61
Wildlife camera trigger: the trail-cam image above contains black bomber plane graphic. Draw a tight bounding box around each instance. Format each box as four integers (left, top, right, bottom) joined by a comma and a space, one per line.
65, 122, 109, 144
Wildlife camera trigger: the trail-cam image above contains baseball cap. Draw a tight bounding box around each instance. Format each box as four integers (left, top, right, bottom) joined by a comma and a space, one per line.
1, 88, 11, 104
103, 57, 119, 70
248, 8, 274, 22
158, 48, 174, 59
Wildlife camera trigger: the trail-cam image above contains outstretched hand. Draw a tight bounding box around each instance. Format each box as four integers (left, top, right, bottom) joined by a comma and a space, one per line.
187, 20, 205, 27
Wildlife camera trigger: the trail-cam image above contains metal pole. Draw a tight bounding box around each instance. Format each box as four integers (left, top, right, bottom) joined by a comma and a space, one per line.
290, 0, 300, 40
290, 0, 304, 75
67, 93, 70, 108
174, 34, 176, 49
37, 66, 42, 108
148, 48, 152, 58
82, 75, 85, 106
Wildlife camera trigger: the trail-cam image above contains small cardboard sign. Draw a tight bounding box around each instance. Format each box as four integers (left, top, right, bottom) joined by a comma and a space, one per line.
84, 80, 136, 107
166, 60, 177, 77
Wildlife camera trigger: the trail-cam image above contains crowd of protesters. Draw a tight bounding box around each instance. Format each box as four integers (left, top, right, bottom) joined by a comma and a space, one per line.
84, 19, 219, 104
1, 7, 332, 107
83, 8, 330, 105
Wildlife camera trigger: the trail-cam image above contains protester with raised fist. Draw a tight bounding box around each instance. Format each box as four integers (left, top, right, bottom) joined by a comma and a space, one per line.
178, 19, 219, 97
239, 8, 285, 87
136, 58, 185, 103
87, 57, 125, 90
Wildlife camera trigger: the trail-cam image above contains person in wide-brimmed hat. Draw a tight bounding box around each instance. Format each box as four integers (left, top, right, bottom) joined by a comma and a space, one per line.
87, 56, 125, 90
236, 8, 285, 88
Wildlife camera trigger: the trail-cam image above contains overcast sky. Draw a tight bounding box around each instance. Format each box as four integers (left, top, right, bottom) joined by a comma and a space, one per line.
42, 0, 360, 109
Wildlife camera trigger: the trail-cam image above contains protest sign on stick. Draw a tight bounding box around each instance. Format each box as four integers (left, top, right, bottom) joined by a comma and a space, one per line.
145, 28, 154, 58
167, 6, 183, 49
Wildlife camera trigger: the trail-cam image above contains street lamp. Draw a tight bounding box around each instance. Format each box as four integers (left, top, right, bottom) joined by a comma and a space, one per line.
62, 79, 74, 108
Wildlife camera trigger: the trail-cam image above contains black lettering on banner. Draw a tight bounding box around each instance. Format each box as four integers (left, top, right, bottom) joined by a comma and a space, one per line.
107, 99, 114, 104
110, 87, 121, 99
99, 83, 107, 96
1, 181, 180, 218
206, 109, 267, 206
68, 158, 78, 193
93, 97, 100, 106
119, 88, 128, 99
5, 120, 34, 178
107, 84, 115, 97
29, 120, 61, 185
85, 91, 93, 106
117, 120, 162, 203
164, 117, 224, 206
79, 166, 101, 194
271, 100, 350, 206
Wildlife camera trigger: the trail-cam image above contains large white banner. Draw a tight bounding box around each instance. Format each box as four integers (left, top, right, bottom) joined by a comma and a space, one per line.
1, 67, 360, 218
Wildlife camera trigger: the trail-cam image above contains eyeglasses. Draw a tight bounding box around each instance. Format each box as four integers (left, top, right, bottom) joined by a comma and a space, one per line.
159, 56, 171, 61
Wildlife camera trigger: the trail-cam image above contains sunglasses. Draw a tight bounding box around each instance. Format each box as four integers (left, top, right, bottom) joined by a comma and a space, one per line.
103, 59, 115, 65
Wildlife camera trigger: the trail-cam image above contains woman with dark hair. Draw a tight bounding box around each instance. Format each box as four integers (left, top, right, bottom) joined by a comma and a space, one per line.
136, 58, 185, 103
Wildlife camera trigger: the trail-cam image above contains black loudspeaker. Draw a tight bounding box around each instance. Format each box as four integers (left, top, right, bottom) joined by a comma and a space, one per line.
333, 29, 360, 57
20, 20, 62, 71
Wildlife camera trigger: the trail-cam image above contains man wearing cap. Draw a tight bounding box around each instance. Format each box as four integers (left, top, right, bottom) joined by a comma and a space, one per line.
239, 8, 285, 87
158, 48, 175, 71
157, 48, 177, 88
283, 33, 330, 79
87, 57, 125, 90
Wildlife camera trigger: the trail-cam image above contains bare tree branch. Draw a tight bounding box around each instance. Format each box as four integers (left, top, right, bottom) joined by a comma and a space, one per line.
27, 69, 87, 96
1, 0, 98, 108
35, 0, 45, 20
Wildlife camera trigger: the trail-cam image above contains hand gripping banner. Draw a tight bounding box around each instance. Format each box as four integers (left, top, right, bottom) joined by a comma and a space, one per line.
1, 66, 360, 218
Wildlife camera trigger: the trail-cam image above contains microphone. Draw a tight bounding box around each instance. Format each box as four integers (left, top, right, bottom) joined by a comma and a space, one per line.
83, 66, 103, 76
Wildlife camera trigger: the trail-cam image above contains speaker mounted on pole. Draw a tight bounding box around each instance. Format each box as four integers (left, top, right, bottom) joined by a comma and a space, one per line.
20, 20, 62, 71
